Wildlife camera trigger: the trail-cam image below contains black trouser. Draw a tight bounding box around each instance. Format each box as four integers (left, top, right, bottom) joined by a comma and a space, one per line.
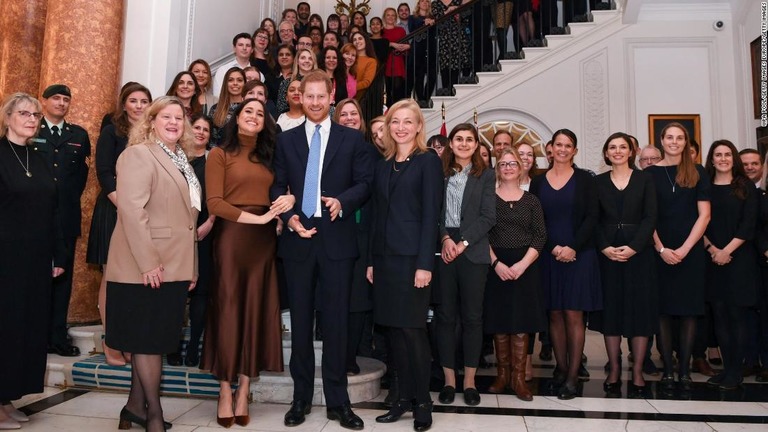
436, 253, 487, 369
49, 236, 77, 346
187, 235, 212, 357
536, 0, 558, 37
346, 311, 367, 371
440, 69, 460, 94
385, 76, 405, 108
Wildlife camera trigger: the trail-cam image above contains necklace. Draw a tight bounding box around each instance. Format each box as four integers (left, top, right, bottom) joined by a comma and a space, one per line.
663, 165, 676, 193
7, 141, 31, 177
392, 150, 415, 171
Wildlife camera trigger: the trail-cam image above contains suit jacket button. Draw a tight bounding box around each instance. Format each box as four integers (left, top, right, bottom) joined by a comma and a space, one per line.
188, 225, 194, 230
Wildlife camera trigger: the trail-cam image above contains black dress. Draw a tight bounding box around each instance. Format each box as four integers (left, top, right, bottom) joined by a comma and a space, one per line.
484, 192, 548, 334
705, 184, 759, 307
646, 164, 710, 316
0, 137, 62, 400
590, 170, 659, 337
86, 124, 126, 265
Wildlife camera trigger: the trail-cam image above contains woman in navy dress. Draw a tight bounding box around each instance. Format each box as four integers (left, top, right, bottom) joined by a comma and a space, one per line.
645, 122, 710, 392
702, 140, 758, 389
530, 129, 602, 400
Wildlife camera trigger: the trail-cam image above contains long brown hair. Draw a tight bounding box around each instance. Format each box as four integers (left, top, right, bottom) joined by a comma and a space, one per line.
441, 123, 486, 177
212, 67, 245, 127
705, 139, 751, 200
660, 122, 699, 188
112, 83, 152, 138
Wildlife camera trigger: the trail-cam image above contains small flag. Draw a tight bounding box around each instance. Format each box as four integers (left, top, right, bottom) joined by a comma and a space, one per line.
440, 102, 447, 136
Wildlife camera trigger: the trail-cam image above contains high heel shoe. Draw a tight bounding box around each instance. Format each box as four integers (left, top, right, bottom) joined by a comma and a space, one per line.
233, 384, 250, 427
117, 407, 172, 430
216, 393, 234, 429
103, 340, 126, 366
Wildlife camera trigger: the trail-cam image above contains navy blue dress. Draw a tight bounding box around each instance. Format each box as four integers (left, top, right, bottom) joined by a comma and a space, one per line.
538, 174, 602, 311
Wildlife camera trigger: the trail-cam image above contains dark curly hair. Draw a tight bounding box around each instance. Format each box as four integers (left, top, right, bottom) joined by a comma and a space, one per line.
218, 98, 276, 170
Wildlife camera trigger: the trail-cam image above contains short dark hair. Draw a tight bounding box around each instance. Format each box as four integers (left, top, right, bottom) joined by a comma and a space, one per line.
739, 148, 760, 157
233, 32, 252, 45
601, 132, 636, 167
282, 8, 296, 18
297, 2, 310, 10
552, 128, 578, 148
398, 2, 410, 10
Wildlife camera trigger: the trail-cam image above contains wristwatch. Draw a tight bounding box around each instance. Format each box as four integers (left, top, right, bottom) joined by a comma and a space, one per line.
462, 239, 469, 247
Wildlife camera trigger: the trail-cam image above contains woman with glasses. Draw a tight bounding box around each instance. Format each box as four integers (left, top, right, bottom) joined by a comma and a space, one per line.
484, 149, 546, 401
0, 93, 65, 429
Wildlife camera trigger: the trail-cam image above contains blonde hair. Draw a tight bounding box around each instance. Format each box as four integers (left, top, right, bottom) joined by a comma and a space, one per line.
495, 148, 523, 183
381, 99, 427, 160
292, 48, 318, 78
0, 93, 42, 143
128, 96, 195, 157
333, 98, 367, 133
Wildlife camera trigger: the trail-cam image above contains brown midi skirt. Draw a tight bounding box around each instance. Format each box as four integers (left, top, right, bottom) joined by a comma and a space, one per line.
201, 205, 284, 381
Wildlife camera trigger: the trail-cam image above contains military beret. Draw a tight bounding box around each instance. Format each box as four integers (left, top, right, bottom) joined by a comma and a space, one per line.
42, 84, 71, 99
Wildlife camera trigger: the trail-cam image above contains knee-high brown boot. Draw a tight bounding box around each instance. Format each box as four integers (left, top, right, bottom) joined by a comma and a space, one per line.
488, 334, 511, 393
511, 334, 533, 401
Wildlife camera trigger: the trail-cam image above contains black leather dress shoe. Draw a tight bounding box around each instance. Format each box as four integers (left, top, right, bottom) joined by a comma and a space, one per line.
375, 399, 411, 423
463, 388, 481, 406
326, 403, 363, 430
48, 343, 81, 357
437, 386, 455, 404
284, 400, 311, 427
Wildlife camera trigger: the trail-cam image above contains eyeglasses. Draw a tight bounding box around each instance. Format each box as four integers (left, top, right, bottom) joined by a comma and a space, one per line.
16, 110, 44, 120
638, 157, 661, 164
255, 34, 269, 40
279, 29, 294, 34
497, 161, 520, 169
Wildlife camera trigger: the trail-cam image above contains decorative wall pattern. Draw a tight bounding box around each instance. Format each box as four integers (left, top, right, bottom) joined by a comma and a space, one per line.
581, 50, 609, 171
0, 0, 48, 98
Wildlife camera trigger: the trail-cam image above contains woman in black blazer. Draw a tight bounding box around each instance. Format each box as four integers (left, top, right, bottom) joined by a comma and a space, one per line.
435, 123, 496, 406
530, 129, 602, 400
590, 132, 657, 397
367, 99, 443, 431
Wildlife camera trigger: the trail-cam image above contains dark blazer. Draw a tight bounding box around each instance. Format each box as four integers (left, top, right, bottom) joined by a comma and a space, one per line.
32, 121, 90, 238
270, 120, 375, 260
95, 124, 127, 197
369, 151, 444, 270
594, 170, 657, 253
531, 167, 599, 253
438, 167, 497, 264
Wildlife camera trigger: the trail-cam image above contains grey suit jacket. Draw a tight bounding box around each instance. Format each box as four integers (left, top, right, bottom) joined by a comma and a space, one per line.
439, 167, 497, 264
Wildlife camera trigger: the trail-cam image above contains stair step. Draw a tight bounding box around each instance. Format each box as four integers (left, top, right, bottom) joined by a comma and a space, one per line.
519, 47, 549, 60
591, 10, 619, 24
454, 84, 482, 98
567, 22, 594, 37
64, 354, 383, 405
543, 34, 572, 50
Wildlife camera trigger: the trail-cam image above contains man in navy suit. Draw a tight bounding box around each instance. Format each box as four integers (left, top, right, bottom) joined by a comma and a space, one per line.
271, 70, 374, 430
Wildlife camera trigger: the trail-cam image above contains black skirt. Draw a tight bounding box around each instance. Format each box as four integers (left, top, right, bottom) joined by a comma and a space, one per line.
106, 280, 188, 354
373, 255, 431, 328
483, 247, 547, 334
86, 194, 117, 265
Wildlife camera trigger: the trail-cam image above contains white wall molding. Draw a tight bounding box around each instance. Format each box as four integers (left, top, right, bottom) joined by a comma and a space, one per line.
637, 3, 732, 22
581, 49, 609, 170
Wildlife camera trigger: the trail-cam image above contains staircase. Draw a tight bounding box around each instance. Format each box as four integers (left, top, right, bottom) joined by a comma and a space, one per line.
46, 324, 385, 405
424, 9, 625, 134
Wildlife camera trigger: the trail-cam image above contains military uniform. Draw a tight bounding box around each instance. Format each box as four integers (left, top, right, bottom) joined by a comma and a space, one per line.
32, 119, 90, 351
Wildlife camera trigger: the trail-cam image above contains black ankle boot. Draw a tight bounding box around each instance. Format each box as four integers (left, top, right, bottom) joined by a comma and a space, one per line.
413, 401, 433, 431
496, 29, 508, 60
383, 371, 399, 407
375, 399, 411, 423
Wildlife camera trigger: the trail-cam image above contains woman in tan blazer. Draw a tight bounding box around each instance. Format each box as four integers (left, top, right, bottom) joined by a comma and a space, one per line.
105, 96, 200, 432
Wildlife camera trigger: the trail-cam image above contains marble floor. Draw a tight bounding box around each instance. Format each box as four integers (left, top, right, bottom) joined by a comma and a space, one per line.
11, 330, 768, 431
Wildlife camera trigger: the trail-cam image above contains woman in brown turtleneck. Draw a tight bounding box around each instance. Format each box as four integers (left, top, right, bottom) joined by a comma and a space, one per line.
201, 99, 294, 428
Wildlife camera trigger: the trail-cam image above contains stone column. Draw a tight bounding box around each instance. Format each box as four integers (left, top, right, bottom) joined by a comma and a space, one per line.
0, 0, 48, 98
38, 0, 124, 323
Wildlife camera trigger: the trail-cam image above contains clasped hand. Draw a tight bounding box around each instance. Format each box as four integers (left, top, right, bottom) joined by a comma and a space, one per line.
552, 245, 576, 262
441, 238, 466, 263
601, 246, 636, 262
494, 261, 527, 281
